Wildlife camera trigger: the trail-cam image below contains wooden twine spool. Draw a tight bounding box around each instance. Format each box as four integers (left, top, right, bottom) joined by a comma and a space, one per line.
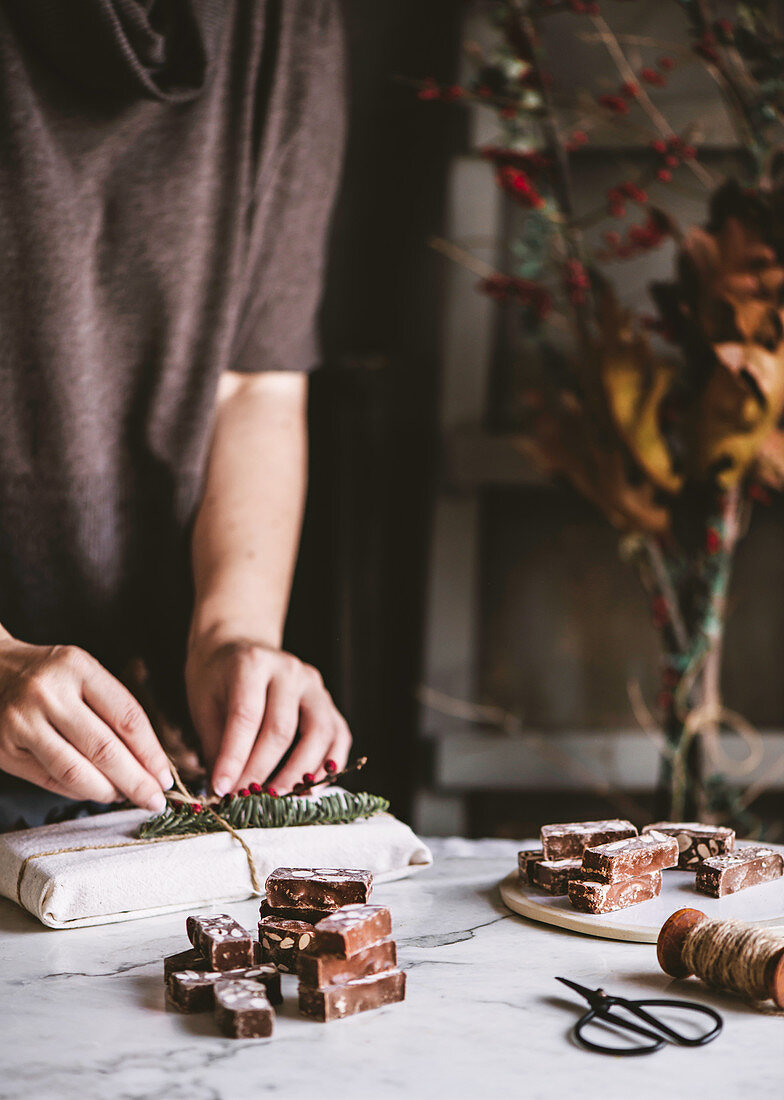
658, 908, 784, 1008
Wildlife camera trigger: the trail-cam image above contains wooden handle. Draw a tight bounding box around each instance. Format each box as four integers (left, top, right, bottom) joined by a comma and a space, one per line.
657, 908, 709, 978
657, 907, 784, 1007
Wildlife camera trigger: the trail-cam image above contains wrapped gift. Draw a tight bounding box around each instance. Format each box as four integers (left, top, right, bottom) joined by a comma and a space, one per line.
0, 806, 431, 929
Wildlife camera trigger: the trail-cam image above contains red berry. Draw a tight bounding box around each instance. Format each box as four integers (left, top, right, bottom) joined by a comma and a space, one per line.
248, 782, 261, 794
569, 130, 588, 146
417, 79, 441, 102
621, 81, 639, 99
706, 528, 722, 554
622, 181, 648, 203
325, 759, 338, 774
716, 19, 733, 39
238, 788, 250, 798
292, 782, 306, 794
651, 138, 667, 154
748, 483, 772, 505
191, 803, 203, 814
266, 787, 279, 799
641, 67, 666, 87
682, 144, 697, 159
302, 772, 316, 786
477, 85, 492, 98
585, 2, 600, 13
656, 168, 672, 182
652, 596, 668, 627
565, 259, 589, 288
598, 94, 629, 114
658, 57, 675, 71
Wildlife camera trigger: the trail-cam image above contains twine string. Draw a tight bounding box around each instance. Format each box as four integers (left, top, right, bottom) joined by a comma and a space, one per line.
682, 917, 784, 1004
15, 757, 264, 907
159, 754, 261, 891
202, 809, 261, 894
15, 834, 198, 906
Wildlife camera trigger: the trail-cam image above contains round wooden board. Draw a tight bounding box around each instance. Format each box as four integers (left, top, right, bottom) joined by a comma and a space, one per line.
499, 842, 784, 943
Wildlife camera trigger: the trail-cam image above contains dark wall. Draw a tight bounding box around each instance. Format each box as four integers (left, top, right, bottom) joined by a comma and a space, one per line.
284, 2, 462, 815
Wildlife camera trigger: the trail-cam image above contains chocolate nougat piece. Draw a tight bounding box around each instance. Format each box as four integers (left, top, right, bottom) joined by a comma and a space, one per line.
568, 871, 662, 914
186, 914, 256, 970
696, 846, 784, 897
581, 831, 678, 882
265, 867, 373, 910
642, 822, 735, 869
540, 820, 637, 860
298, 969, 406, 1021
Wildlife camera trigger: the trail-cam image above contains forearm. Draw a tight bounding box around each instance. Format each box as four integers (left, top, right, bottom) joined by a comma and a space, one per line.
189, 371, 309, 651
186, 370, 350, 793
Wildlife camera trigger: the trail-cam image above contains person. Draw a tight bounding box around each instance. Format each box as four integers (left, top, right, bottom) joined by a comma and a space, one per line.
0, 0, 351, 829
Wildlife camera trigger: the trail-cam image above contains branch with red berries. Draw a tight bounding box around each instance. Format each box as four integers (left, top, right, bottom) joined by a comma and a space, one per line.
415, 0, 748, 330
137, 758, 387, 838
417, 1, 784, 824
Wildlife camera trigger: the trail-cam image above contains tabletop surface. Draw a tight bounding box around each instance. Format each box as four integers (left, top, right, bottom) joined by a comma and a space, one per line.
0, 836, 782, 1100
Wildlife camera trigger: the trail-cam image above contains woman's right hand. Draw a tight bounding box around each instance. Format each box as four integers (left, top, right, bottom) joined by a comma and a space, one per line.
0, 636, 173, 811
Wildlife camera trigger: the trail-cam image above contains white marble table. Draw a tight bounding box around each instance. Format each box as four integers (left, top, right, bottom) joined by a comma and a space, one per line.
0, 837, 782, 1100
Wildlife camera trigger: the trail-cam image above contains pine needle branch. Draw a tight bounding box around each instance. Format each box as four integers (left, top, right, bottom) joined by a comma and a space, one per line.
138, 790, 390, 839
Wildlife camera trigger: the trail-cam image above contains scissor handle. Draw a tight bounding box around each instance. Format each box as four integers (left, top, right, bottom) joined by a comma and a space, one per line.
573, 1007, 667, 1056
573, 997, 722, 1057
621, 997, 723, 1047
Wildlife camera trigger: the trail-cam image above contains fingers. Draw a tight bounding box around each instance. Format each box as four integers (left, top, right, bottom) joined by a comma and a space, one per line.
189, 690, 223, 773
233, 675, 301, 791
9, 749, 101, 804
189, 644, 351, 796
80, 659, 173, 792
326, 715, 352, 774
50, 700, 168, 813
265, 696, 352, 794
210, 659, 271, 796
0, 643, 170, 808
22, 720, 121, 804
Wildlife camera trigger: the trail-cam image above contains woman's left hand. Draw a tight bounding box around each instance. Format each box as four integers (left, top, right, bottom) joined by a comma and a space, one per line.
185, 637, 352, 797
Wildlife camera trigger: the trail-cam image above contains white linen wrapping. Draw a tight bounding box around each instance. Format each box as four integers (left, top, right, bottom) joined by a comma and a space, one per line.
0, 807, 432, 929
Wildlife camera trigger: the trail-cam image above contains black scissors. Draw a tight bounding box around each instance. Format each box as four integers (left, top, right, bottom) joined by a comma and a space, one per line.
556, 977, 723, 1056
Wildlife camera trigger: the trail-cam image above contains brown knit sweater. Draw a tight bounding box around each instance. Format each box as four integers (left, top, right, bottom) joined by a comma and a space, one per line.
0, 0, 345, 723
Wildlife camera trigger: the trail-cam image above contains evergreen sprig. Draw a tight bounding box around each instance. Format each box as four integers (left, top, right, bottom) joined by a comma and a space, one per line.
138, 790, 390, 839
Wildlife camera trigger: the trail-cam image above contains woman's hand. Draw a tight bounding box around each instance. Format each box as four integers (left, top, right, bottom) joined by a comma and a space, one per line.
0, 637, 172, 810
185, 637, 352, 796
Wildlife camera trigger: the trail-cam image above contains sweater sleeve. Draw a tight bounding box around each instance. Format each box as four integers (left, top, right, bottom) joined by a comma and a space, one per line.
228, 0, 346, 374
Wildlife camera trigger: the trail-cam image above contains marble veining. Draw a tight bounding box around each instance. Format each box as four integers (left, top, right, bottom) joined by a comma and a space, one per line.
0, 837, 782, 1099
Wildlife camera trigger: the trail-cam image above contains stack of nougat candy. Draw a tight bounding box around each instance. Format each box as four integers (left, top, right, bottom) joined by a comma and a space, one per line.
165, 914, 281, 1038
519, 819, 784, 913
164, 866, 406, 1038
260, 866, 406, 1021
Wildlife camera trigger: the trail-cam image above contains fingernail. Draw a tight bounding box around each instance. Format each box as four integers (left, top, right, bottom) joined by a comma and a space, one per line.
147, 792, 167, 814
158, 769, 174, 790
213, 776, 230, 797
